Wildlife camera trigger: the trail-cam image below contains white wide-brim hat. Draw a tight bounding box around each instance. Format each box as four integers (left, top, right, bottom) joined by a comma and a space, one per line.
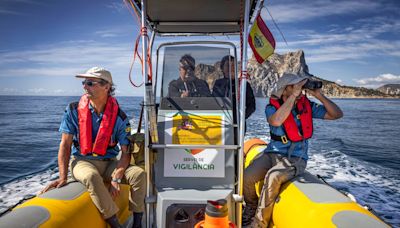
271, 73, 309, 98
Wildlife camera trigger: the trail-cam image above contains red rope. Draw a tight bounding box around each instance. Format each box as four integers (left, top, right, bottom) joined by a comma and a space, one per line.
241, 70, 248, 78
141, 26, 147, 36
127, 26, 154, 87
125, 1, 154, 88
128, 33, 143, 88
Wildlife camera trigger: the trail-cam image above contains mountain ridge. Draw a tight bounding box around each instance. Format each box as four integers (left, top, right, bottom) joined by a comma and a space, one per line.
247, 50, 399, 98
377, 84, 400, 96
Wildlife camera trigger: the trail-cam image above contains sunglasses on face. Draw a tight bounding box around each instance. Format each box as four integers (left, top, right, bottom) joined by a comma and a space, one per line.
82, 80, 102, 87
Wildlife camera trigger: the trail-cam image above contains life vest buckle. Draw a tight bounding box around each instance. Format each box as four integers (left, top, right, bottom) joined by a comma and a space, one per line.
281, 135, 288, 144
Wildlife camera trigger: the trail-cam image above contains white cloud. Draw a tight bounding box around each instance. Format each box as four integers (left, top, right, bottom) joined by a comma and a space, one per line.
106, 1, 127, 12
0, 87, 83, 96
1, 88, 18, 93
336, 79, 343, 85
305, 41, 400, 63
3, 67, 82, 77
303, 42, 380, 63
95, 32, 118, 38
28, 88, 46, 94
267, 0, 382, 23
267, 0, 400, 63
53, 89, 66, 94
0, 40, 143, 78
0, 40, 132, 66
0, 9, 24, 15
0, 39, 145, 96
94, 25, 137, 38
1, 0, 42, 4
355, 74, 400, 88
277, 15, 400, 63
0, 0, 44, 15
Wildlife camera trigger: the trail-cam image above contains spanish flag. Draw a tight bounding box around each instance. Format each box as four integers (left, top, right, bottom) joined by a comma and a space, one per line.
248, 10, 276, 64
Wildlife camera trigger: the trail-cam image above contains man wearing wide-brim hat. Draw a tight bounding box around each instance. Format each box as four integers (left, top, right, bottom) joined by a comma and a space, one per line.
242, 72, 343, 227
40, 67, 145, 228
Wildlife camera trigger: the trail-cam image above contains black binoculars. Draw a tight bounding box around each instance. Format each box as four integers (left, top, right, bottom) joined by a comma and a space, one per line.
303, 79, 323, 90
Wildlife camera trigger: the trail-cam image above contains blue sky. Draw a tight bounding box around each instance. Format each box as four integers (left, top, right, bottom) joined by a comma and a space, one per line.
0, 0, 399, 96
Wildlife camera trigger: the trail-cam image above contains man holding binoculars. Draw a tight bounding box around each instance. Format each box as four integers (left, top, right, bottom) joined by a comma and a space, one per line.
242, 73, 343, 227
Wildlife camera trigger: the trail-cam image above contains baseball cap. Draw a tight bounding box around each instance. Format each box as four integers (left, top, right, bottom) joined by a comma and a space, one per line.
75, 67, 113, 84
271, 73, 309, 98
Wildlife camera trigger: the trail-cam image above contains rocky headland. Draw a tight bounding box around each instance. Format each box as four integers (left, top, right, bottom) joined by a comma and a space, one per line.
247, 50, 399, 98
377, 84, 400, 96
194, 50, 399, 98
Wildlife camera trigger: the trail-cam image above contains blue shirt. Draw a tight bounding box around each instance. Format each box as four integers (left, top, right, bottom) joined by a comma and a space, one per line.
265, 99, 327, 160
59, 102, 131, 159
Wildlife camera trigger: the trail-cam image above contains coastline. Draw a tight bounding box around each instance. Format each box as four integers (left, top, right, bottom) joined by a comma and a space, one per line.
0, 94, 398, 99
258, 95, 400, 99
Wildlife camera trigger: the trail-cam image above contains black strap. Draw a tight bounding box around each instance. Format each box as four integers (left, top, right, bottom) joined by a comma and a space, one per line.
73, 139, 80, 149
68, 101, 78, 111
271, 132, 305, 159
278, 98, 284, 106
137, 102, 144, 133
270, 132, 288, 143
271, 132, 307, 143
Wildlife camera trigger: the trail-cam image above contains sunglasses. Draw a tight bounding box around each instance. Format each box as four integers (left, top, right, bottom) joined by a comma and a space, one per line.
82, 80, 102, 87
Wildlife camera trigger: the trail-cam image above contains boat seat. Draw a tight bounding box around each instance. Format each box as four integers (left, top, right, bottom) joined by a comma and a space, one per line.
38, 181, 86, 200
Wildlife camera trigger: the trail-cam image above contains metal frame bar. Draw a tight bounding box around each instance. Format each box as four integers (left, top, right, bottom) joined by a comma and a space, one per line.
147, 29, 156, 228
158, 21, 239, 26
237, 0, 251, 227
140, 1, 152, 228
131, 0, 152, 32
137, 1, 264, 227
157, 32, 240, 37
151, 144, 240, 150
156, 40, 238, 49
249, 0, 265, 27
155, 40, 238, 98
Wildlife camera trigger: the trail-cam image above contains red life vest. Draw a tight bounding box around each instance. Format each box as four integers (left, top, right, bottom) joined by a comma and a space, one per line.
269, 95, 313, 142
77, 95, 119, 156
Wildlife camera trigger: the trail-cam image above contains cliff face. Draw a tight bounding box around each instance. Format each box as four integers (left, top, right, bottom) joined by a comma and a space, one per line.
193, 50, 398, 98
195, 62, 223, 88
319, 82, 393, 98
377, 84, 400, 95
247, 50, 397, 98
247, 50, 311, 97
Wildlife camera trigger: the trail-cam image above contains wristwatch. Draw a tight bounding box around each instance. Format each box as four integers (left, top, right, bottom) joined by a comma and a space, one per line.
112, 178, 122, 184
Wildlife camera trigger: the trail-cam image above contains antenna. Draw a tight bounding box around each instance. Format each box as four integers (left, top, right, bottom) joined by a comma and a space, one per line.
264, 7, 288, 46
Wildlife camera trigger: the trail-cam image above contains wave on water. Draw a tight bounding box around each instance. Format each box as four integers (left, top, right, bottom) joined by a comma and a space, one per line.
0, 147, 399, 227
0, 167, 59, 215
307, 149, 400, 227
1, 97, 399, 227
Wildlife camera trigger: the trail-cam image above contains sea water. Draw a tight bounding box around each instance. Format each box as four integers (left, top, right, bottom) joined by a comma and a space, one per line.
0, 96, 399, 226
